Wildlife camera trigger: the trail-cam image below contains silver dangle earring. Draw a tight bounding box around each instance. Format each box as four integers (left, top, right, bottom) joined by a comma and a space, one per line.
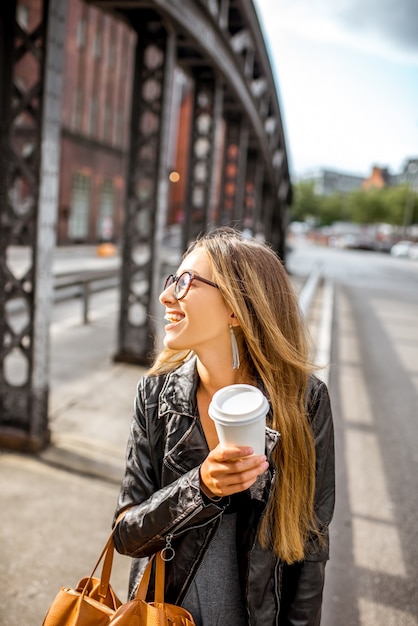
229, 324, 240, 370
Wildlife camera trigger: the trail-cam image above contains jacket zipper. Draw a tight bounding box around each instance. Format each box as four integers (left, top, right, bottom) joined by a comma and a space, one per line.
168, 503, 224, 540
273, 560, 283, 625
161, 533, 175, 561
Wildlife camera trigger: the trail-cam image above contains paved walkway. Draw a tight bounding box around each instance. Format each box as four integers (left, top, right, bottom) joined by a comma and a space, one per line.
1, 337, 144, 626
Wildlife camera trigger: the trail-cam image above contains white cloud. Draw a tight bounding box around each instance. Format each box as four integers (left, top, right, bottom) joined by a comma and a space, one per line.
254, 0, 418, 176
255, 0, 418, 65
259, 0, 418, 47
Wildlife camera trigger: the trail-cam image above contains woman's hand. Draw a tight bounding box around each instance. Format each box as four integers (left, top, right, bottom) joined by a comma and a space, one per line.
199, 445, 269, 499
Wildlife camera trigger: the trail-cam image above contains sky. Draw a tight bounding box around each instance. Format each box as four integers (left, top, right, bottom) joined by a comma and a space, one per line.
253, 0, 418, 179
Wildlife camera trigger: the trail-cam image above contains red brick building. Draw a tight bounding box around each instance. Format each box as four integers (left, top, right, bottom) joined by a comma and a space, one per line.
14, 0, 274, 245
17, 0, 135, 244
58, 0, 135, 244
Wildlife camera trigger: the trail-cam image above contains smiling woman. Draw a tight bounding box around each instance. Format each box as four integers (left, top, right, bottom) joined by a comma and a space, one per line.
159, 248, 233, 365
113, 227, 335, 626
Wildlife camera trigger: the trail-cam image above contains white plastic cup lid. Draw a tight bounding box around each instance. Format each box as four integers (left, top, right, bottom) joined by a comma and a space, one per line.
209, 384, 269, 426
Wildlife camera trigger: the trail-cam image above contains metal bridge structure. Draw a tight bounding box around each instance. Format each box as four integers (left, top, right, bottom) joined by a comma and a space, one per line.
0, 0, 292, 451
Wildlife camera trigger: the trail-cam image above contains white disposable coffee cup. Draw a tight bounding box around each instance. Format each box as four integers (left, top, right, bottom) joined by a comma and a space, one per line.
208, 384, 269, 456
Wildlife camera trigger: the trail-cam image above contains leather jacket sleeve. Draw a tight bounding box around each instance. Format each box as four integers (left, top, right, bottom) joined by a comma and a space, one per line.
112, 376, 225, 558
279, 378, 335, 626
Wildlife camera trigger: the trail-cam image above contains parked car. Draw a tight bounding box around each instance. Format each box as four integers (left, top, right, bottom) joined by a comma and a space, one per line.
390, 240, 414, 258
329, 234, 359, 249
408, 243, 418, 260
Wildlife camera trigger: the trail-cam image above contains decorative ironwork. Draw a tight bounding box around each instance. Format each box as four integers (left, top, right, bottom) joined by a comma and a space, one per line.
182, 76, 223, 250
0, 0, 292, 450
0, 0, 67, 450
115, 19, 176, 364
243, 153, 264, 234
218, 118, 249, 228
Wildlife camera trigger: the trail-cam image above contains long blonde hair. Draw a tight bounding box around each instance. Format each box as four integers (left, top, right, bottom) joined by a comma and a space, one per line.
149, 227, 318, 563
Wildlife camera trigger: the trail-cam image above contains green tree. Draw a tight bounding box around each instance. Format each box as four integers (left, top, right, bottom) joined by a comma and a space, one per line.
318, 193, 346, 226
291, 181, 321, 223
346, 189, 386, 223
290, 181, 418, 228
382, 185, 418, 226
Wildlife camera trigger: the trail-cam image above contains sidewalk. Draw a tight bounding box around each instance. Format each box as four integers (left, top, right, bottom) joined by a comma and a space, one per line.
0, 341, 145, 626
0, 251, 327, 626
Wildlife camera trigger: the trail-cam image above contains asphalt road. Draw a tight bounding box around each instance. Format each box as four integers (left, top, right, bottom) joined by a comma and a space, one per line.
288, 239, 418, 626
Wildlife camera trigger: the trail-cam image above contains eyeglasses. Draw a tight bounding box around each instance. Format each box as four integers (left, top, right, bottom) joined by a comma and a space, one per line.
164, 271, 219, 300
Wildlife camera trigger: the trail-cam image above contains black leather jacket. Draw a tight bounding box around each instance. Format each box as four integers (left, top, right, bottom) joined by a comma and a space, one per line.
113, 357, 335, 625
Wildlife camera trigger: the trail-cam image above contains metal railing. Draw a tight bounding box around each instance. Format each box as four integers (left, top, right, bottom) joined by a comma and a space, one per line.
54, 268, 120, 324
298, 263, 323, 318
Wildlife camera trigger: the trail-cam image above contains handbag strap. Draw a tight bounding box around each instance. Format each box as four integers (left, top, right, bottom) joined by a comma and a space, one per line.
135, 551, 166, 604
154, 551, 165, 604
98, 535, 115, 599
81, 510, 127, 600
82, 508, 168, 605
135, 554, 155, 601
80, 533, 114, 600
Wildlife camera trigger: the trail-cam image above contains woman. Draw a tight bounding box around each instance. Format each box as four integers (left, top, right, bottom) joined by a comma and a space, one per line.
113, 227, 335, 625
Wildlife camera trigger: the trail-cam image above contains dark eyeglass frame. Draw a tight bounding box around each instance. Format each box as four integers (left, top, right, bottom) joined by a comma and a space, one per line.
164, 271, 219, 300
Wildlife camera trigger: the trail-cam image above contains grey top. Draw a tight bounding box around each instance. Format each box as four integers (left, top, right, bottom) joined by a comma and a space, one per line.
181, 512, 248, 626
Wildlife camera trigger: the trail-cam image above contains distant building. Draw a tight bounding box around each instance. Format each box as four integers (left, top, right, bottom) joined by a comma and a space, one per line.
298, 168, 365, 196
395, 158, 418, 192
361, 166, 391, 190
59, 1, 136, 244
300, 160, 418, 197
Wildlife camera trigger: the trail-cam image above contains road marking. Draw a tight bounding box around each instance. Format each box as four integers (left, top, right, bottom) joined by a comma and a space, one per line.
346, 430, 394, 523
359, 598, 417, 626
371, 298, 418, 394
315, 279, 334, 385
337, 290, 410, 620
352, 515, 406, 577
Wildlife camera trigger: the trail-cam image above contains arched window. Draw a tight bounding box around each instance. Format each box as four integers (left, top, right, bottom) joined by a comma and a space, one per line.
69, 173, 90, 240
97, 178, 115, 241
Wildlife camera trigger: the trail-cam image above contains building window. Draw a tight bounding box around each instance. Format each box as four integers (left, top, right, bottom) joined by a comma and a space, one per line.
107, 41, 116, 68
93, 25, 103, 59
97, 179, 115, 241
88, 97, 97, 136
69, 173, 90, 240
72, 88, 84, 131
103, 103, 112, 144
120, 41, 128, 78
114, 111, 123, 147
76, 16, 87, 49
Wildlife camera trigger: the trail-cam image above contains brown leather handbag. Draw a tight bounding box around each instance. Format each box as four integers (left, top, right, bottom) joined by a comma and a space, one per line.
42, 529, 196, 625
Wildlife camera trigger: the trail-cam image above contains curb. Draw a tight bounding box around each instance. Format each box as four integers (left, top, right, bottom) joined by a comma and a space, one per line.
298, 268, 334, 385
314, 279, 334, 385
39, 438, 125, 485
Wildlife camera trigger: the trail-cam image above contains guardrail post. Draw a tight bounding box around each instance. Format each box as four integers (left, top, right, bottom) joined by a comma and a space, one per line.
82, 282, 90, 324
